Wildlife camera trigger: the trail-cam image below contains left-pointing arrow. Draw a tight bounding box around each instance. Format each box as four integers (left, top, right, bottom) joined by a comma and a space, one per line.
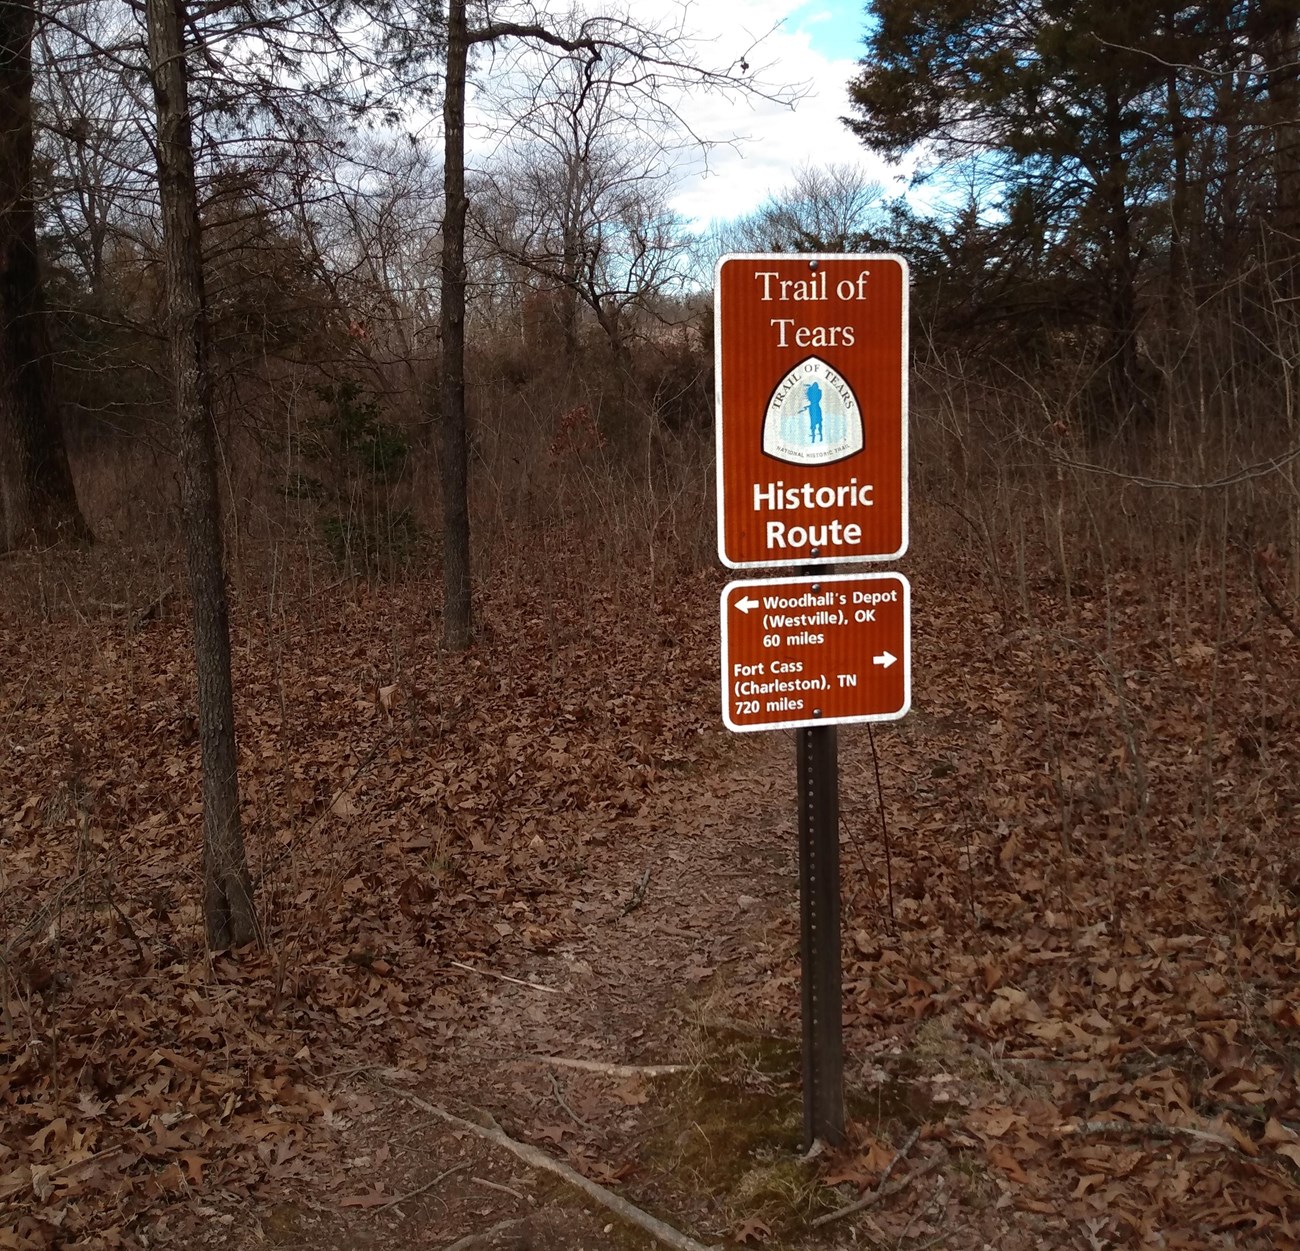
735, 596, 759, 614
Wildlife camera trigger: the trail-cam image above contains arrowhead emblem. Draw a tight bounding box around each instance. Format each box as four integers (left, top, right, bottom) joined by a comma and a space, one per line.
762, 356, 863, 465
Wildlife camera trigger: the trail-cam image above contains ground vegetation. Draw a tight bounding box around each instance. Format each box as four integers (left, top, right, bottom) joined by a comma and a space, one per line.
0, 1, 1297, 1247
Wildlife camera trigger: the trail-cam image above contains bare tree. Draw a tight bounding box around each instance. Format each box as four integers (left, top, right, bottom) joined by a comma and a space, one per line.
0, 0, 91, 550
34, 1, 152, 291
438, 0, 794, 648
303, 135, 443, 380
124, 0, 409, 945
474, 47, 691, 363
726, 162, 886, 255
144, 0, 257, 949
441, 0, 471, 647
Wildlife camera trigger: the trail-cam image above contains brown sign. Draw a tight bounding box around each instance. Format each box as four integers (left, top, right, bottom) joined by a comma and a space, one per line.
715, 254, 908, 568
721, 573, 910, 732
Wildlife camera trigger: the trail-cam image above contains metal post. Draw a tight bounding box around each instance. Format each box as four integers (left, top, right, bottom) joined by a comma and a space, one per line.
798, 722, 844, 1148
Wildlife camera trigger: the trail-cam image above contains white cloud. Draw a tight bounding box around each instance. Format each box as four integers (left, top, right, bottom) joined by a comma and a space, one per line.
652, 0, 900, 227
458, 0, 901, 231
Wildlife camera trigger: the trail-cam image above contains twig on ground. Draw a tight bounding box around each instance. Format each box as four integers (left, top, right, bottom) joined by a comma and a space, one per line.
548, 1071, 591, 1130
814, 1157, 941, 1230
377, 1162, 469, 1212
812, 1130, 935, 1230
2, 871, 90, 961
46, 1145, 135, 1182
324, 1063, 391, 1082
527, 1056, 688, 1078
471, 1175, 528, 1202
874, 1128, 921, 1192
1063, 1120, 1243, 1151
656, 924, 700, 941
1254, 556, 1300, 641
393, 1091, 719, 1251
966, 1044, 1075, 1066
622, 867, 651, 914
448, 960, 559, 995
443, 1218, 523, 1251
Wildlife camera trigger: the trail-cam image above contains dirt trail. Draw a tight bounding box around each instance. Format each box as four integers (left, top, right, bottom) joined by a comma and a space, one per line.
174, 733, 821, 1251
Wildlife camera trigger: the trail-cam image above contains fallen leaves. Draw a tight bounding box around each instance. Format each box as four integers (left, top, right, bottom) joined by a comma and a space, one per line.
3, 540, 1298, 1249
0, 569, 720, 1245
732, 1215, 772, 1243
816, 559, 1300, 1248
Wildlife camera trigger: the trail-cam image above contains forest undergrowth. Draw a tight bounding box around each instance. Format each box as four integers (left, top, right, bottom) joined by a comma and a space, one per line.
1, 471, 1298, 1248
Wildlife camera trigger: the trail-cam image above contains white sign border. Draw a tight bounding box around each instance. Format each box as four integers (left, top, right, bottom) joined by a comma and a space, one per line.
714, 252, 910, 570
720, 572, 912, 734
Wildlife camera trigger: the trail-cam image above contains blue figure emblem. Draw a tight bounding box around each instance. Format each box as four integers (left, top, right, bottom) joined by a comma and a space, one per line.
803, 381, 824, 444
762, 357, 863, 465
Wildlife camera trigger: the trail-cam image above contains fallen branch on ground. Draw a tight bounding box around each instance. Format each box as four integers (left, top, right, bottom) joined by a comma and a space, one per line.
527, 1055, 689, 1078
443, 1218, 522, 1250
548, 1071, 591, 1129
471, 1175, 528, 1202
377, 1163, 469, 1212
1062, 1120, 1244, 1151
1254, 555, 1300, 642
448, 960, 559, 994
395, 1092, 719, 1251
812, 1130, 937, 1230
622, 867, 651, 914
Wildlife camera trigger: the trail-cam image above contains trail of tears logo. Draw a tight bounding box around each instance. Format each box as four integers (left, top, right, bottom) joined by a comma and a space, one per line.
762, 357, 863, 465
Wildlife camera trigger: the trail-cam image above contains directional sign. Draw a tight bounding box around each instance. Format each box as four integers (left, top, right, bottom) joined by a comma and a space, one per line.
721, 573, 910, 732
715, 254, 908, 569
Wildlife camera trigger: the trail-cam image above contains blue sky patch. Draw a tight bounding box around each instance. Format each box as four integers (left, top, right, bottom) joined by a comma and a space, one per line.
788, 1, 869, 63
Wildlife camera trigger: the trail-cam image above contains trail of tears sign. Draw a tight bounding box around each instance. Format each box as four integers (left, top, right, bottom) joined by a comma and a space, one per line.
714, 254, 912, 1151
714, 252, 913, 732
715, 254, 908, 568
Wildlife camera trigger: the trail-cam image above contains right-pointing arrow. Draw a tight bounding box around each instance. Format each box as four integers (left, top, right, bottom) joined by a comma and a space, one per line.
873, 651, 897, 669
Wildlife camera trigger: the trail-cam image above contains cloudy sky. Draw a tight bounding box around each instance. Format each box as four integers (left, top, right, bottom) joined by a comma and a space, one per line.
462, 0, 901, 233
661, 0, 899, 228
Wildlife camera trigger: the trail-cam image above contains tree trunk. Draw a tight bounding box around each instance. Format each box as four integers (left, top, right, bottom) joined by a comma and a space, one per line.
0, 0, 91, 550
440, 0, 472, 650
1100, 84, 1142, 424
1165, 55, 1190, 322
1265, 9, 1299, 301
559, 154, 582, 359
145, 0, 256, 950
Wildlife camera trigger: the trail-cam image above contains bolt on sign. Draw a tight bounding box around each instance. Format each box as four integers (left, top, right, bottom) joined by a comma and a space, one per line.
721, 573, 910, 732
715, 254, 908, 568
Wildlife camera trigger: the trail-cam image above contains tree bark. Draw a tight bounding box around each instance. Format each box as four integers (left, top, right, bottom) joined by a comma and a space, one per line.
0, 0, 91, 550
559, 152, 582, 360
145, 0, 256, 949
1165, 53, 1190, 321
440, 0, 472, 650
1265, 7, 1299, 301
1100, 83, 1142, 424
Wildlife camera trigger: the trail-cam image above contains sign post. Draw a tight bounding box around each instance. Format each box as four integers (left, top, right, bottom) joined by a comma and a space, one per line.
799, 721, 842, 1148
715, 254, 909, 1150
